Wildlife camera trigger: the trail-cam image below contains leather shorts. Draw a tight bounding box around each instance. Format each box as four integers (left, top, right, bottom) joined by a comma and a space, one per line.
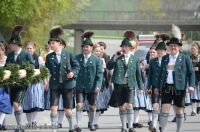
76, 90, 97, 105
10, 86, 27, 105
114, 83, 134, 107
50, 83, 73, 109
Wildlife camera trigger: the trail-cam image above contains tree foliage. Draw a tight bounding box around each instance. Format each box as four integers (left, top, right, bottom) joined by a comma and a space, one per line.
0, 0, 90, 53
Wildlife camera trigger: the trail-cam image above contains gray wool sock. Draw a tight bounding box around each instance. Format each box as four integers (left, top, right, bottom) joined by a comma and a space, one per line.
160, 112, 169, 132
126, 109, 134, 129
176, 114, 184, 132
89, 107, 96, 126
66, 113, 73, 130
119, 109, 127, 129
50, 113, 58, 132
14, 110, 23, 126
76, 107, 83, 127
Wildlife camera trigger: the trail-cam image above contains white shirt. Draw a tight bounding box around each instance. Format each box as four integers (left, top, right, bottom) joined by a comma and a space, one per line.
55, 50, 62, 63
84, 53, 91, 65
167, 52, 179, 84
158, 57, 162, 66
14, 48, 22, 61
124, 53, 130, 77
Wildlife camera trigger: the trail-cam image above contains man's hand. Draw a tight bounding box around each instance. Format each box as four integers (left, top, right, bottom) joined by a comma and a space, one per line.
154, 88, 159, 95
94, 87, 100, 93
138, 90, 143, 94
114, 50, 123, 62
194, 67, 199, 71
188, 87, 194, 93
67, 72, 74, 78
44, 83, 49, 92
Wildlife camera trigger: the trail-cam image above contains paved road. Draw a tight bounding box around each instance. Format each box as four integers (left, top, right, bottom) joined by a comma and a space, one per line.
4, 106, 200, 132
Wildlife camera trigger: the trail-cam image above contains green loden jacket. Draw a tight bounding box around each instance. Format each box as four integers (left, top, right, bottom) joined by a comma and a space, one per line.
148, 57, 161, 88
106, 54, 143, 90
156, 53, 195, 90
5, 50, 35, 68
45, 50, 79, 90
75, 54, 103, 93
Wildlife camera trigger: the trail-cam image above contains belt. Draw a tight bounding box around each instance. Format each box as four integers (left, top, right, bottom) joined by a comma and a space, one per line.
166, 83, 174, 86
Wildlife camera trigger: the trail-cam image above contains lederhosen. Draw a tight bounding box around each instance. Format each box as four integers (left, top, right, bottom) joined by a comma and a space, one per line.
114, 59, 134, 107
50, 63, 72, 109
161, 60, 186, 108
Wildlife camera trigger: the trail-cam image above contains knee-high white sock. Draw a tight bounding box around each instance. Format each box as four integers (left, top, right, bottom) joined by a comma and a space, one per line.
87, 112, 90, 123
191, 102, 197, 112
173, 106, 176, 117
152, 110, 159, 128
134, 110, 139, 123
94, 111, 100, 125
0, 112, 6, 124
183, 108, 186, 113
2, 118, 5, 125
26, 113, 32, 124
58, 111, 64, 124
32, 111, 38, 122
148, 112, 152, 122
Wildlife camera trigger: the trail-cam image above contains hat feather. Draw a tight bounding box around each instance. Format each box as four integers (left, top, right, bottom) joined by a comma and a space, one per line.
50, 26, 64, 38
123, 30, 135, 40
181, 33, 186, 40
12, 25, 24, 36
172, 24, 181, 40
160, 33, 170, 41
81, 31, 94, 38
155, 34, 160, 39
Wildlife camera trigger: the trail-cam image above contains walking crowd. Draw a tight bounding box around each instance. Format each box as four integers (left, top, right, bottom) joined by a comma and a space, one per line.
0, 24, 199, 132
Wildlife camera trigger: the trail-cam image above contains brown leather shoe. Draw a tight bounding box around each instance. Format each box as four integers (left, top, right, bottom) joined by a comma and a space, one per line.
133, 123, 143, 128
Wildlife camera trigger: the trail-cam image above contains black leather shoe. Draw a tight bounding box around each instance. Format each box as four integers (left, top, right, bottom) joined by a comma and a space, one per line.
94, 124, 99, 129
74, 127, 81, 132
184, 113, 186, 121
69, 130, 74, 132
90, 125, 96, 131
148, 121, 153, 126
149, 125, 157, 132
57, 123, 62, 128
197, 107, 200, 114
133, 123, 143, 128
171, 117, 176, 122
128, 128, 136, 132
121, 128, 127, 132
14, 129, 25, 132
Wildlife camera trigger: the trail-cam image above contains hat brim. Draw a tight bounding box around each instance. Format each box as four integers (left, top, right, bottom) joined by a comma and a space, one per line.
120, 44, 132, 47
155, 48, 167, 50
81, 44, 93, 47
166, 41, 182, 46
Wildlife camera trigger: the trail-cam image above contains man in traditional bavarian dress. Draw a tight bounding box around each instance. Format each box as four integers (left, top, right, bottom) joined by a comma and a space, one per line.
75, 31, 103, 132
45, 26, 80, 132
107, 31, 143, 132
154, 37, 195, 132
6, 25, 35, 132
147, 42, 166, 132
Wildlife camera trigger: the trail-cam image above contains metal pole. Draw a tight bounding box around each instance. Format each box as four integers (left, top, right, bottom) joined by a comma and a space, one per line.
74, 29, 84, 55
